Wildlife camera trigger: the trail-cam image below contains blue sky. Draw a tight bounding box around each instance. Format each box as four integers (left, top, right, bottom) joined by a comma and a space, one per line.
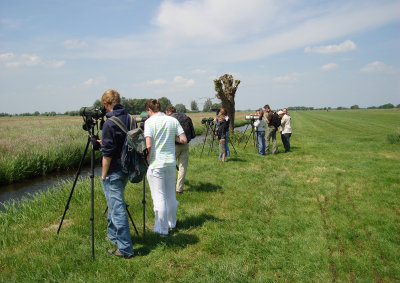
1, 0, 399, 114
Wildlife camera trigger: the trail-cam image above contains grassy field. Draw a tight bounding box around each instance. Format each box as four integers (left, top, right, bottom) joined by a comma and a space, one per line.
0, 112, 248, 185
0, 109, 399, 282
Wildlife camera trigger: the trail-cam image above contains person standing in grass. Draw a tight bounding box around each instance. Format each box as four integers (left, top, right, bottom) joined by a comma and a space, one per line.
263, 104, 278, 154
144, 99, 187, 236
216, 115, 229, 162
279, 110, 292, 152
100, 89, 133, 259
215, 108, 230, 159
165, 105, 196, 194
253, 109, 267, 155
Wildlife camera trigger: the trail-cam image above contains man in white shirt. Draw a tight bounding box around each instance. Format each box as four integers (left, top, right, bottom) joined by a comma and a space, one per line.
278, 110, 292, 152
144, 99, 187, 236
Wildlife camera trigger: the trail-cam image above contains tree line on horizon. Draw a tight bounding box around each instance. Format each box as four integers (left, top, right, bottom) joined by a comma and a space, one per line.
0, 101, 399, 117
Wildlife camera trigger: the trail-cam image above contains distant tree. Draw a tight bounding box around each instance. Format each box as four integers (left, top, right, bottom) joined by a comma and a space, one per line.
175, 104, 187, 113
396, 104, 400, 108
379, 103, 394, 109
93, 99, 102, 108
203, 98, 213, 112
190, 100, 199, 111
34, 111, 40, 116
158, 97, 172, 112
350, 104, 360, 109
214, 74, 240, 132
367, 106, 377, 109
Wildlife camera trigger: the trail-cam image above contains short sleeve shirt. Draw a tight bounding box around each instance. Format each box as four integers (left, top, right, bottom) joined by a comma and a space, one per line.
144, 113, 184, 169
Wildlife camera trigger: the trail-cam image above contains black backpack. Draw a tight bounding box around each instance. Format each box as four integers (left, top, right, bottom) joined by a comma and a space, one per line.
270, 112, 281, 128
108, 115, 148, 183
171, 113, 196, 143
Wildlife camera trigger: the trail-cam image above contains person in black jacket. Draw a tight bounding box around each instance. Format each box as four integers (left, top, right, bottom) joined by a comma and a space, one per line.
216, 115, 229, 162
100, 89, 133, 259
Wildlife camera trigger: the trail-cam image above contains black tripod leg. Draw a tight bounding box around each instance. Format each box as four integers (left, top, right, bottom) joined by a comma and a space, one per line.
238, 124, 250, 145
90, 136, 95, 260
142, 176, 146, 236
57, 137, 90, 234
244, 127, 254, 149
125, 204, 139, 236
208, 124, 216, 156
229, 138, 237, 154
200, 126, 210, 157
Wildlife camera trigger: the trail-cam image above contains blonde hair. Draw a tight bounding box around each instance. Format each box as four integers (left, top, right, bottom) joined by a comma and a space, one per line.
220, 108, 227, 115
101, 89, 121, 106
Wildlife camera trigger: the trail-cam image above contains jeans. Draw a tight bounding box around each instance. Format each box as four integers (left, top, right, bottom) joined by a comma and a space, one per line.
281, 133, 292, 152
102, 171, 133, 256
257, 131, 266, 155
147, 166, 178, 235
219, 131, 230, 158
266, 126, 278, 154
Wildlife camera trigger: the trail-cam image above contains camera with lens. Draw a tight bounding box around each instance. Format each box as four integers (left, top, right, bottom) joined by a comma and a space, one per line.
201, 117, 214, 124
80, 106, 106, 131
80, 106, 107, 120
245, 114, 259, 121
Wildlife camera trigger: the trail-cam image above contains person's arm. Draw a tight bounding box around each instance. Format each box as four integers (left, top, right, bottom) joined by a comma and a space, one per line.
102, 156, 112, 179
145, 136, 152, 163
176, 133, 187, 144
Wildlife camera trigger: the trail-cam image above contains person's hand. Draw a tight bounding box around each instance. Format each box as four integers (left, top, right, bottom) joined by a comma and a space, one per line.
225, 116, 229, 121
97, 140, 102, 145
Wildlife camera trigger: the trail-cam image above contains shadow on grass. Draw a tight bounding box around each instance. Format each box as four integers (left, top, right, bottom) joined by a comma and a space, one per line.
186, 181, 222, 192
134, 213, 221, 256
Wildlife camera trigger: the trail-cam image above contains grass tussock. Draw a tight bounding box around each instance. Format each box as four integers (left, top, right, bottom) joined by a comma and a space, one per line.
0, 110, 399, 281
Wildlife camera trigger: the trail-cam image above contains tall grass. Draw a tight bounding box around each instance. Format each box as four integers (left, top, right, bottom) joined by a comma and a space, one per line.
0, 109, 399, 281
0, 113, 248, 185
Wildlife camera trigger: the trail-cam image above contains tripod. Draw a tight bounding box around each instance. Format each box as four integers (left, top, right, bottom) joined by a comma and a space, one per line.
239, 121, 258, 152
57, 126, 99, 260
200, 121, 238, 157
200, 121, 217, 157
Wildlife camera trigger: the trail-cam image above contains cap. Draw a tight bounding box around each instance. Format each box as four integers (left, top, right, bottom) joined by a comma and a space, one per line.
278, 110, 284, 115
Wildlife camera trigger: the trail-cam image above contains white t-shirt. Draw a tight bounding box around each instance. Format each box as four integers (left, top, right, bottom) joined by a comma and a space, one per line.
144, 112, 184, 169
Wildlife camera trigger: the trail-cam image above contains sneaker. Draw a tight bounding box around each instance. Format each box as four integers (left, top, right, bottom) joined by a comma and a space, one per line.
107, 249, 133, 259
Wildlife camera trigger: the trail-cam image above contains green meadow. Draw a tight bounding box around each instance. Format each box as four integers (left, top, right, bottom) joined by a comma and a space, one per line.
0, 109, 399, 282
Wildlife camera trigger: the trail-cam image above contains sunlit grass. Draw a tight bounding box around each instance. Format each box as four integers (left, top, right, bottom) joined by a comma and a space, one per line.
0, 109, 399, 281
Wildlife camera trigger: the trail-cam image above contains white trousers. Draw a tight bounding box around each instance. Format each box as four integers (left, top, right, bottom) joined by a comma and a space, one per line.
147, 166, 178, 235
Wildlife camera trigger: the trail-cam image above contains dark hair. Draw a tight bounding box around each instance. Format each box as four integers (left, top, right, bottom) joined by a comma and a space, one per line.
145, 99, 161, 112
264, 104, 270, 110
165, 105, 176, 113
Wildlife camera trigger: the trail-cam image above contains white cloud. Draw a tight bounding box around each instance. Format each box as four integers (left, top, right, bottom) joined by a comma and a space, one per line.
360, 61, 392, 73
273, 72, 300, 83
140, 79, 167, 86
155, 0, 277, 44
62, 39, 88, 49
172, 76, 195, 87
0, 52, 65, 68
79, 77, 107, 87
305, 40, 357, 54
216, 1, 400, 62
137, 76, 195, 88
321, 63, 339, 71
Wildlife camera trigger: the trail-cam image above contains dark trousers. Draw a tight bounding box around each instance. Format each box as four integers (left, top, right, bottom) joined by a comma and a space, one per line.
281, 133, 292, 152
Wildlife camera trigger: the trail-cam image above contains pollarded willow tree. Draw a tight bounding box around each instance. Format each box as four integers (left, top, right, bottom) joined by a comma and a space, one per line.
214, 74, 240, 132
